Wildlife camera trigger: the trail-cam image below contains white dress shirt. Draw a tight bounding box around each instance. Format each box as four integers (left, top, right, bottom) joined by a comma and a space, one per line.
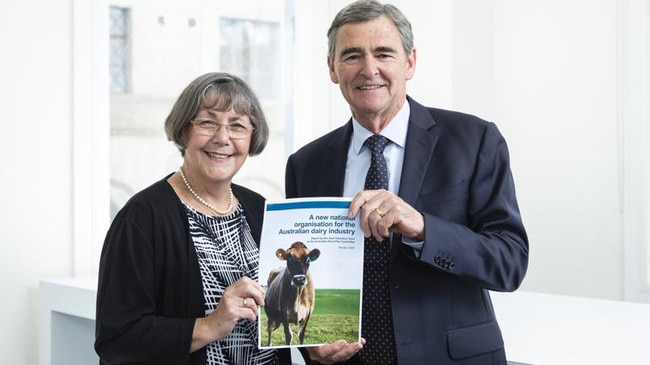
342, 101, 423, 252
343, 102, 409, 197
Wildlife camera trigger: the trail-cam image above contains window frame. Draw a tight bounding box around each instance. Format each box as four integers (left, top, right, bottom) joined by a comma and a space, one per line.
622, 0, 650, 303
72, 0, 110, 276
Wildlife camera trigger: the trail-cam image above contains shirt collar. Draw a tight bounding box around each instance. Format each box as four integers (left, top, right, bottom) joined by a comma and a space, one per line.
351, 100, 410, 155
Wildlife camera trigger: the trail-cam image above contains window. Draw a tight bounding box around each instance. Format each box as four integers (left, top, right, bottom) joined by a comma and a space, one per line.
109, 1, 291, 219
109, 6, 131, 94
220, 18, 280, 100
73, 0, 301, 275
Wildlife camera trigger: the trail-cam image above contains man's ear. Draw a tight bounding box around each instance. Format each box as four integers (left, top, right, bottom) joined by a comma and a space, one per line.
405, 48, 417, 80
328, 55, 340, 84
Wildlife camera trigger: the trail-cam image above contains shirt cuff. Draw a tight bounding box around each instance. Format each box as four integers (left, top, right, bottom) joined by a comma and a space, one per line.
402, 236, 423, 256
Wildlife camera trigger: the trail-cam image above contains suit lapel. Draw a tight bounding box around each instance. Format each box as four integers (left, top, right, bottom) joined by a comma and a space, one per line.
398, 98, 439, 207
317, 108, 437, 202
324, 121, 354, 196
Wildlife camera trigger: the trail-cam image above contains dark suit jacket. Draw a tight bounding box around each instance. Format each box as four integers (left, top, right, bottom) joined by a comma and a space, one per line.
285, 97, 528, 365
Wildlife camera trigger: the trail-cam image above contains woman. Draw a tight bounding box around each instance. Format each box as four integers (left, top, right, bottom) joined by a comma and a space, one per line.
95, 72, 291, 365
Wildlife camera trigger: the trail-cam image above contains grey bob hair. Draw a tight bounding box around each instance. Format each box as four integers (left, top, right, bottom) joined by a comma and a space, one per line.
164, 72, 269, 156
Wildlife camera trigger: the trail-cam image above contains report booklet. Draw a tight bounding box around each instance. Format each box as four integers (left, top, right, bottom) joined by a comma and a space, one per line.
257, 197, 363, 349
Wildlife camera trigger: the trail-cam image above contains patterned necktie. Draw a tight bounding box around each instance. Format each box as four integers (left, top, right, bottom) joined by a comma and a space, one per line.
364, 134, 390, 190
358, 134, 397, 364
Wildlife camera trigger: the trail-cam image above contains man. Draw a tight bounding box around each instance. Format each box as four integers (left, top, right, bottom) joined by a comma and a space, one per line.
285, 1, 528, 364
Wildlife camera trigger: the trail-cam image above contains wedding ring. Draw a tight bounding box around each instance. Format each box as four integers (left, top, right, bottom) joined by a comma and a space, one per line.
243, 298, 248, 307
374, 207, 385, 218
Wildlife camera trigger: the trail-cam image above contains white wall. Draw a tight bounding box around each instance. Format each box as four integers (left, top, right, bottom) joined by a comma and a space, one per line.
0, 0, 644, 364
0, 1, 75, 364
451, 0, 623, 299
498, 0, 623, 299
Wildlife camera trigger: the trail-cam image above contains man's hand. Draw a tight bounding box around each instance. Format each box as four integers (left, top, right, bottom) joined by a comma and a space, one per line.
348, 189, 425, 241
304, 338, 365, 364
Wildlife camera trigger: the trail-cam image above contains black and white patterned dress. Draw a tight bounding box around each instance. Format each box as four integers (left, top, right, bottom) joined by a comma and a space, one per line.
185, 203, 278, 365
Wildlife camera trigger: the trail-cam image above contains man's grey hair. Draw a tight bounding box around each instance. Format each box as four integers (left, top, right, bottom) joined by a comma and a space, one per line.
327, 0, 414, 60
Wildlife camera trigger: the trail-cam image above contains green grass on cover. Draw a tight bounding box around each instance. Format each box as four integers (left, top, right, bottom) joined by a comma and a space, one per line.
260, 289, 360, 346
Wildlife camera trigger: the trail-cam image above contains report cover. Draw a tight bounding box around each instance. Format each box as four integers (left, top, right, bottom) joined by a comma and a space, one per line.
257, 197, 363, 349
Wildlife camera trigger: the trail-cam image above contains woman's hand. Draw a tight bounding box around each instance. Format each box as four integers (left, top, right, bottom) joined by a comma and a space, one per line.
190, 276, 265, 352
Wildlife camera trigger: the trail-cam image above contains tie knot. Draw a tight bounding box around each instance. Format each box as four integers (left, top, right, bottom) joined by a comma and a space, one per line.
365, 134, 389, 154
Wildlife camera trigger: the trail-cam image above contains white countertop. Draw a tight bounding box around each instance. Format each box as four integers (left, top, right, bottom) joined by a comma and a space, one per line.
40, 277, 650, 365
491, 290, 650, 364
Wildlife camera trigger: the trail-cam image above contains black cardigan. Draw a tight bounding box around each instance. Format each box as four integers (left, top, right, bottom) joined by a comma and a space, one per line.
95, 175, 290, 364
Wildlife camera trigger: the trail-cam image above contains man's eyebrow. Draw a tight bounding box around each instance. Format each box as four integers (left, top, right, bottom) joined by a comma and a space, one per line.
374, 46, 398, 54
339, 46, 398, 58
339, 47, 364, 58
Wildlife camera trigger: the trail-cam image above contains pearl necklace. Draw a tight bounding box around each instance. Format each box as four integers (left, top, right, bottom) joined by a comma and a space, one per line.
178, 168, 234, 215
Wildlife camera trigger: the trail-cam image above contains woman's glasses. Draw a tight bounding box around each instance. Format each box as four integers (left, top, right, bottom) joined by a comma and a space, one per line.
190, 118, 254, 139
